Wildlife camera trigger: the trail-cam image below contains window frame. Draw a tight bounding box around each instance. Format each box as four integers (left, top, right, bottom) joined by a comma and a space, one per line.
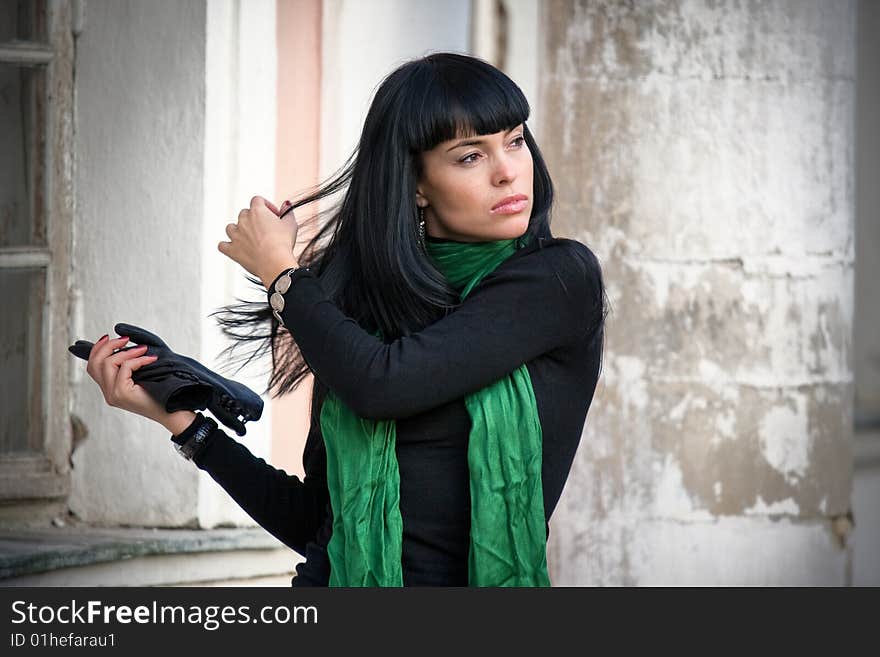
0, 0, 74, 502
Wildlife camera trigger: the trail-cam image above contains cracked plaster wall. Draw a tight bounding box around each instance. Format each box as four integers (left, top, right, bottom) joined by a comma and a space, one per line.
540, 0, 855, 585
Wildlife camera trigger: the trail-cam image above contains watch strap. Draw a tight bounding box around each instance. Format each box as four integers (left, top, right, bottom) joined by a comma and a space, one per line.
171, 412, 205, 445
171, 412, 218, 461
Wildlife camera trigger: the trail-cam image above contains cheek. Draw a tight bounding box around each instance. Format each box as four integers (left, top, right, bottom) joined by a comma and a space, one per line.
432, 172, 485, 213
521, 151, 535, 183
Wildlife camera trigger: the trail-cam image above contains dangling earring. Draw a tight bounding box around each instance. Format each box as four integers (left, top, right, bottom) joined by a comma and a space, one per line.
418, 206, 426, 251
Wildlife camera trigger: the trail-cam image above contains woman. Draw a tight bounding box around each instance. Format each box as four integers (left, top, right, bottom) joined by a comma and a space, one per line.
84, 53, 607, 586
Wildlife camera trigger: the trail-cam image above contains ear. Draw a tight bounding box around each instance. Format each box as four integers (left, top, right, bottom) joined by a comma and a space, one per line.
415, 189, 429, 208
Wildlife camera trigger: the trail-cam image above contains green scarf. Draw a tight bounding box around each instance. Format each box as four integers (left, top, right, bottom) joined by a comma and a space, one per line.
319, 233, 550, 586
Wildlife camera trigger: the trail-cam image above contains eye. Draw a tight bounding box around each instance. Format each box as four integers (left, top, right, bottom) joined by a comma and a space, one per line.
509, 135, 526, 148
459, 152, 481, 164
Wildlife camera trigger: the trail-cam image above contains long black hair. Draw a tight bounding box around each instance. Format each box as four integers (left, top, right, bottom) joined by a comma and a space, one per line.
210, 53, 577, 400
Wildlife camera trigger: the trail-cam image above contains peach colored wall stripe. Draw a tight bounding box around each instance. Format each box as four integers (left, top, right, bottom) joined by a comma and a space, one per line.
271, 0, 322, 478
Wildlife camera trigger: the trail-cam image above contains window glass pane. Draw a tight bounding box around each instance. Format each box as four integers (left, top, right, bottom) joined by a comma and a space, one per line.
0, 63, 45, 247
0, 267, 45, 455
0, 0, 46, 42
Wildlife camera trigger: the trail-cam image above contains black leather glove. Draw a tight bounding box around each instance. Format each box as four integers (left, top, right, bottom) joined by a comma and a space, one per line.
68, 322, 263, 436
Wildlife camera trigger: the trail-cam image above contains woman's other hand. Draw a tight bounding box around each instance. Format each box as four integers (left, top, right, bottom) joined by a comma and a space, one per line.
85, 334, 165, 422
218, 195, 300, 288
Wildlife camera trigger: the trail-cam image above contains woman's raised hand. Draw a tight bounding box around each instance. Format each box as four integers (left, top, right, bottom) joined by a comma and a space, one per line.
217, 195, 300, 288
85, 334, 165, 422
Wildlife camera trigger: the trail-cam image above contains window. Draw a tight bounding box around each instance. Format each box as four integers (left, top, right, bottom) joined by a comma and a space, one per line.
0, 0, 74, 503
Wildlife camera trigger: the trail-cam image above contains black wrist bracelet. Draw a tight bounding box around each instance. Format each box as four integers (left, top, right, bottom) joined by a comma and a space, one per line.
171, 414, 218, 461
171, 412, 205, 446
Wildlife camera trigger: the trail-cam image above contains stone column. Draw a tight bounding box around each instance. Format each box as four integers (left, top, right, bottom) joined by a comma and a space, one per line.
540, 0, 855, 585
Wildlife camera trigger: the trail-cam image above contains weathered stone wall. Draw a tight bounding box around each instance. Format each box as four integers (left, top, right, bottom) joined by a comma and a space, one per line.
540, 0, 855, 585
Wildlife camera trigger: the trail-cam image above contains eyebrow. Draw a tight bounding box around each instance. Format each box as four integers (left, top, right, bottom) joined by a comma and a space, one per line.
446, 126, 520, 152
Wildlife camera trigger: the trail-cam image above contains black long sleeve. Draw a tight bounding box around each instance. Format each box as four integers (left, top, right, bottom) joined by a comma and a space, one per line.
192, 396, 329, 557
276, 239, 603, 420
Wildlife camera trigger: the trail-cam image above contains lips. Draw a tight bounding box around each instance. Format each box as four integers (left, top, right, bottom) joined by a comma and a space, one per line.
490, 194, 529, 214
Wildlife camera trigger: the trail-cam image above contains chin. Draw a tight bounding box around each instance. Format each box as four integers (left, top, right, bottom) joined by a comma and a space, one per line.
497, 215, 530, 239
452, 216, 530, 242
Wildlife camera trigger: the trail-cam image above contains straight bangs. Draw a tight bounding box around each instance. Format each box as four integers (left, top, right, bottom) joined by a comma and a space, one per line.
404, 54, 531, 156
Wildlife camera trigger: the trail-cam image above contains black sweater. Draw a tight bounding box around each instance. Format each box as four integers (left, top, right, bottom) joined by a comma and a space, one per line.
194, 232, 604, 586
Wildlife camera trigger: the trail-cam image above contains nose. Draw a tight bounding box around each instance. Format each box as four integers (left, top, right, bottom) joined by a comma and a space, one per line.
492, 153, 518, 187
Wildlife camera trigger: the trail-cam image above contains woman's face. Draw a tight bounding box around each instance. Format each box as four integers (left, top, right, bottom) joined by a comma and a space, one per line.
416, 124, 534, 243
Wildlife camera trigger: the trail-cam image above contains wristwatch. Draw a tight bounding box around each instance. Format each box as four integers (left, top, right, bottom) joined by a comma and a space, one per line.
171, 413, 218, 461
269, 266, 310, 325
